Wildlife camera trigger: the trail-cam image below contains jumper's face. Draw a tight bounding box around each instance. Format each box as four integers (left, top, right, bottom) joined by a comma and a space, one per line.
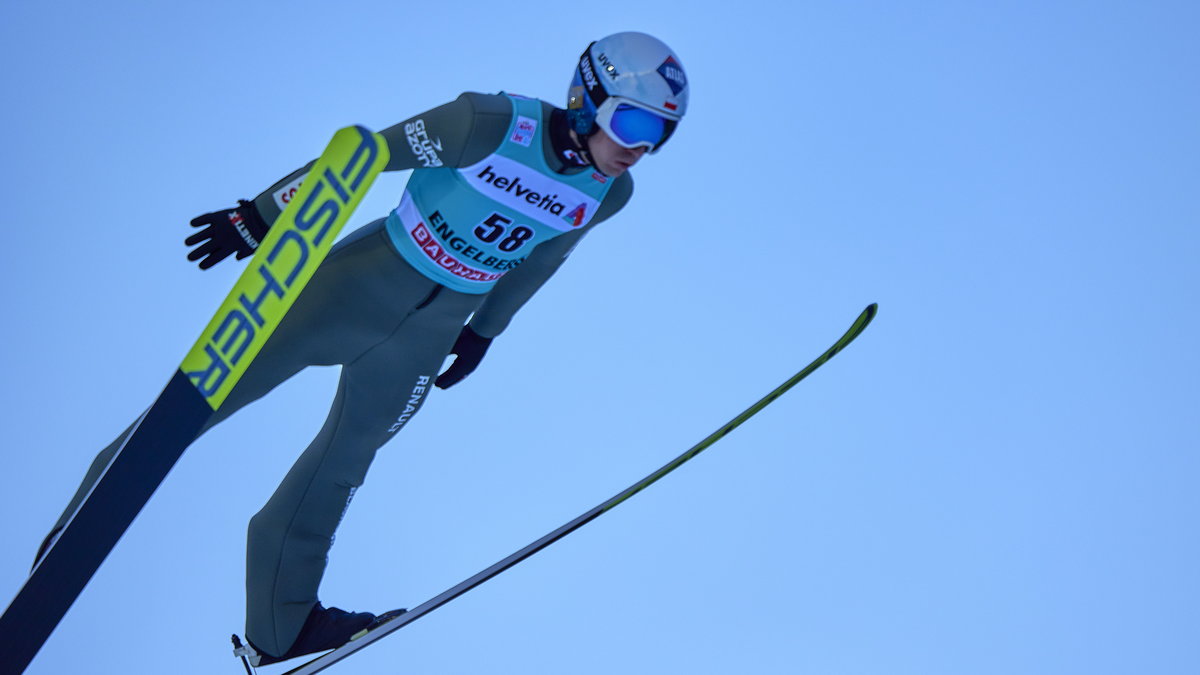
587, 128, 648, 177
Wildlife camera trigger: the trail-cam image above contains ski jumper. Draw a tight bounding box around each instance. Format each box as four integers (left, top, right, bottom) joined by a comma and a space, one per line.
47, 92, 633, 657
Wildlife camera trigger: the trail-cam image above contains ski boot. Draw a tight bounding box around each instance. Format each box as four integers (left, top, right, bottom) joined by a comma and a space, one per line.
236, 602, 406, 667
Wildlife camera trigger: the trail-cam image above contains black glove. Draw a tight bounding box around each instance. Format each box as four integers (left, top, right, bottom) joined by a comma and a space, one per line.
185, 199, 270, 269
435, 326, 493, 389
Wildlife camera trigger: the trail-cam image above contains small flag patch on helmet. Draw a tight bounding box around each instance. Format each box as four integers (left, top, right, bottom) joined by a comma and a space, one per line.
657, 56, 686, 95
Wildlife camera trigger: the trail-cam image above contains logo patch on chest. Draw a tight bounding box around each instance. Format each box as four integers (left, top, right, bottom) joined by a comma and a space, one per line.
460, 155, 605, 232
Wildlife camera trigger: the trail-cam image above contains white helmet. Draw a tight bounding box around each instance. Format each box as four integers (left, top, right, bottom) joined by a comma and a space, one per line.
567, 32, 689, 154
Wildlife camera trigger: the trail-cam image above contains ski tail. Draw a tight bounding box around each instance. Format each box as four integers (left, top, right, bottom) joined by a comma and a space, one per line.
277, 303, 878, 675
180, 125, 388, 411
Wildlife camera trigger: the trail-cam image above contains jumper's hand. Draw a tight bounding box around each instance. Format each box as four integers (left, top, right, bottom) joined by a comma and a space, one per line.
436, 326, 493, 389
185, 199, 269, 269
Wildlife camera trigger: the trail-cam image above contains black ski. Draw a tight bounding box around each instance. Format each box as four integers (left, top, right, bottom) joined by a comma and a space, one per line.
264, 303, 877, 675
0, 126, 389, 675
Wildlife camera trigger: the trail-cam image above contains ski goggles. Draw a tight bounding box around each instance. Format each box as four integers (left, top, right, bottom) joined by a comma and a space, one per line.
593, 98, 680, 153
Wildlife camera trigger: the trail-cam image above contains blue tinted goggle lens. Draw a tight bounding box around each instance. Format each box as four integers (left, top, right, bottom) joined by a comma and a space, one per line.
608, 103, 668, 148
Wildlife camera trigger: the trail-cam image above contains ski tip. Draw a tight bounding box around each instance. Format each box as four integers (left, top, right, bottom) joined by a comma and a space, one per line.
865, 303, 878, 319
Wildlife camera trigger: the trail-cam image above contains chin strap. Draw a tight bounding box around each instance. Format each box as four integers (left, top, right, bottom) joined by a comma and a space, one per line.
549, 108, 594, 169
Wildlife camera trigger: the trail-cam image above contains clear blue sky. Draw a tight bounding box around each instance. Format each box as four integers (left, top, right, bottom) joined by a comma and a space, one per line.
2, 1, 1197, 673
